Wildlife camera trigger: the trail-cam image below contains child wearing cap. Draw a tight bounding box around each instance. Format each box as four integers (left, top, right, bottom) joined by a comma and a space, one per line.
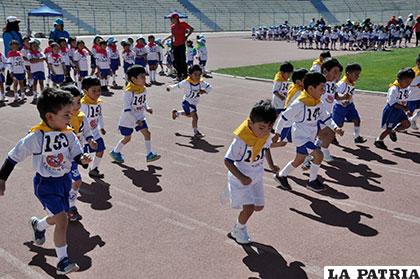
95, 40, 111, 92
7, 40, 26, 103
58, 38, 71, 82
134, 36, 147, 68
47, 43, 66, 87
121, 40, 136, 81
21, 36, 33, 93
107, 37, 121, 89
196, 38, 209, 77
73, 40, 90, 89
27, 39, 46, 103
145, 35, 161, 85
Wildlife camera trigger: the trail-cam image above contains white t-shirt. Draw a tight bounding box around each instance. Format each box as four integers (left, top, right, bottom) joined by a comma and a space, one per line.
7, 52, 25, 74
80, 102, 104, 140
95, 51, 110, 70
118, 89, 149, 128
169, 79, 212, 106
145, 44, 160, 61
387, 85, 410, 106
48, 54, 65, 75
272, 81, 289, 110
27, 51, 45, 73
321, 81, 336, 113
72, 49, 89, 72
122, 50, 136, 65
197, 46, 208, 61
107, 47, 120, 60
335, 79, 356, 106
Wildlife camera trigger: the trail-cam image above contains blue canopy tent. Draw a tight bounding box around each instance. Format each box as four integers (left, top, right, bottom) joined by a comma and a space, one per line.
27, 5, 63, 35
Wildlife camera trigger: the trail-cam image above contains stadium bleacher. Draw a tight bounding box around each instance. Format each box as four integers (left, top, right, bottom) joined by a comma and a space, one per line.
1, 0, 418, 36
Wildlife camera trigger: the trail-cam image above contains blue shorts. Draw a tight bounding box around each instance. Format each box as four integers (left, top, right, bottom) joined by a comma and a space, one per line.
187, 60, 193, 66
407, 100, 420, 113
13, 73, 25, 81
199, 60, 207, 67
84, 137, 106, 153
0, 73, 4, 83
32, 71, 45, 81
147, 60, 158, 66
296, 141, 318, 155
51, 74, 65, 84
119, 121, 148, 136
70, 161, 81, 181
381, 104, 408, 129
124, 62, 134, 74
182, 100, 197, 114
34, 173, 71, 215
100, 68, 110, 78
332, 103, 360, 127
110, 59, 119, 72
135, 58, 146, 67
79, 70, 88, 78
279, 127, 292, 143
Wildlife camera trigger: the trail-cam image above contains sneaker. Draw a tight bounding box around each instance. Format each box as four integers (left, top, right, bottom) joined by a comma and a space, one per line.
194, 131, 205, 138
67, 206, 82, 222
322, 150, 334, 162
374, 140, 387, 149
110, 150, 125, 163
301, 155, 313, 170
146, 152, 161, 163
410, 120, 418, 130
331, 137, 339, 145
389, 131, 397, 142
230, 224, 251, 244
0, 94, 5, 102
171, 109, 178, 120
31, 96, 38, 104
307, 178, 325, 192
354, 136, 367, 144
56, 257, 79, 275
88, 167, 104, 178
29, 217, 46, 246
273, 174, 291, 190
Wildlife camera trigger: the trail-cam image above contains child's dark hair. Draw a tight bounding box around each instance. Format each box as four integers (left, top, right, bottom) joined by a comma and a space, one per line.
76, 40, 85, 46
68, 37, 76, 43
345, 63, 362, 73
279, 62, 294, 73
99, 40, 107, 46
188, 64, 202, 75
57, 37, 67, 44
397, 67, 415, 81
9, 40, 19, 46
186, 40, 193, 46
249, 99, 277, 124
320, 51, 331, 59
37, 87, 73, 122
303, 72, 327, 91
82, 76, 101, 90
321, 58, 342, 73
61, 84, 82, 98
51, 42, 59, 48
148, 35, 155, 40
127, 65, 146, 81
291, 68, 308, 83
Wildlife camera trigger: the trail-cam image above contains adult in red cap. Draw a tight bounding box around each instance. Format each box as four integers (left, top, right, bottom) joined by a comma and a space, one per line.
163, 12, 194, 81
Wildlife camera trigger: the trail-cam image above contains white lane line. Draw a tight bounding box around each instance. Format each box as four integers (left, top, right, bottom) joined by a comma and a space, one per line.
112, 185, 324, 278
113, 200, 140, 212
163, 218, 195, 230
0, 274, 16, 279
0, 248, 46, 279
173, 161, 193, 168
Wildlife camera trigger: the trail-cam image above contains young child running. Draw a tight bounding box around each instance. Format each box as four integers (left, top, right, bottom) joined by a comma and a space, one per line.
273, 72, 344, 192
272, 62, 294, 116
62, 85, 97, 221
225, 99, 279, 244
0, 88, 91, 274
310, 51, 331, 73
80, 76, 107, 178
284, 69, 308, 108
167, 65, 212, 138
110, 66, 161, 163
374, 68, 415, 149
332, 63, 367, 144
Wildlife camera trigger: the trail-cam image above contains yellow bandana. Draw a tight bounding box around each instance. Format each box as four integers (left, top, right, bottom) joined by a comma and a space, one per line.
341, 76, 355, 86
273, 72, 287, 82
312, 58, 322, 65
81, 94, 102, 105
70, 111, 86, 134
29, 121, 73, 133
412, 66, 420, 77
125, 82, 145, 94
185, 76, 203, 85
297, 89, 321, 106
285, 83, 303, 108
233, 118, 269, 161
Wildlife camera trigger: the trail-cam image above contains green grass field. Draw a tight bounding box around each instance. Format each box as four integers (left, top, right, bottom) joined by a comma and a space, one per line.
215, 48, 419, 92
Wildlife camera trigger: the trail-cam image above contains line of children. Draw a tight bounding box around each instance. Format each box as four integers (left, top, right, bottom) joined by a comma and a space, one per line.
167, 65, 212, 138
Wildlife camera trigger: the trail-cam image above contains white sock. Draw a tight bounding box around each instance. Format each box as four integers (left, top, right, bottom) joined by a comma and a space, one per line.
36, 216, 51, 231
55, 245, 68, 262
114, 139, 125, 153
152, 71, 156, 82
145, 140, 152, 154
28, 79, 33, 87
193, 127, 198, 134
309, 163, 320, 182
100, 79, 105, 86
69, 188, 79, 208
236, 219, 246, 228
14, 92, 18, 99
279, 161, 296, 177
105, 76, 109, 86
376, 137, 383, 142
177, 111, 186, 116
411, 111, 420, 121
91, 156, 102, 170
112, 74, 116, 83
33, 91, 38, 98
354, 126, 361, 138
321, 147, 330, 157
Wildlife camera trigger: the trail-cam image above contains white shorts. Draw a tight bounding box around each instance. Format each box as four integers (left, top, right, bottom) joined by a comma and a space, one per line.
227, 172, 264, 209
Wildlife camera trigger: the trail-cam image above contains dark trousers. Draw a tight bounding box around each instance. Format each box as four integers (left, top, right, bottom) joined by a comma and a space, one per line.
173, 44, 187, 79
416, 32, 420, 47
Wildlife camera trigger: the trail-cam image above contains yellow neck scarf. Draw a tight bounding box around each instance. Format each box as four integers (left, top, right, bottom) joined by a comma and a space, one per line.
313, 58, 322, 65
342, 76, 355, 86
81, 94, 102, 105
389, 80, 409, 89
273, 72, 287, 82
412, 66, 420, 77
185, 76, 202, 85
29, 121, 73, 133
125, 82, 145, 94
233, 118, 269, 161
70, 111, 85, 134
297, 89, 321, 106
285, 83, 303, 108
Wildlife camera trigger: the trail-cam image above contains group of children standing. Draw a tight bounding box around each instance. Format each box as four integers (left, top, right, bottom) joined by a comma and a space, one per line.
225, 53, 420, 244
